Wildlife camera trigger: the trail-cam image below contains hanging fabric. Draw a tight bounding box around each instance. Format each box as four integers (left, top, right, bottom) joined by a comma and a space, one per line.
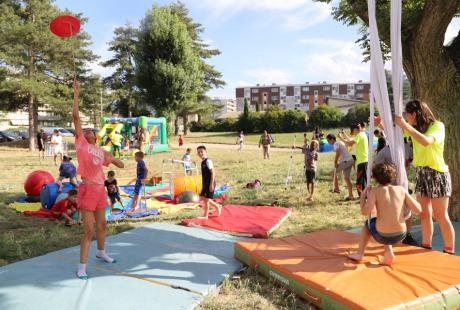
367, 0, 408, 189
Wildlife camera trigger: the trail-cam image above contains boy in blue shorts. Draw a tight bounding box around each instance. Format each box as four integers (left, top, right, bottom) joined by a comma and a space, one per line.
197, 145, 221, 219
128, 151, 148, 213
182, 148, 192, 175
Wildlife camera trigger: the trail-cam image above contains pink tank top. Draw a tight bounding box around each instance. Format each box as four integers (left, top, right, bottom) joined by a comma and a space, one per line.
75, 134, 110, 185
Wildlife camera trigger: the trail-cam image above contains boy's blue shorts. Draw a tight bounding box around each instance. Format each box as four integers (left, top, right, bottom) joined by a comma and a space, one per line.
134, 179, 142, 195
365, 218, 406, 245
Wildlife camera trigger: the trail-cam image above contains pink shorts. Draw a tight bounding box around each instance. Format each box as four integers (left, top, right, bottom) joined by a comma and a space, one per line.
77, 183, 108, 212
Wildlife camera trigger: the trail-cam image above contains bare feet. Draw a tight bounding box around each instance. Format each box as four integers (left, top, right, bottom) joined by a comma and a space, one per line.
347, 253, 363, 262
380, 251, 395, 266
216, 204, 222, 216
307, 196, 313, 202
197, 216, 208, 220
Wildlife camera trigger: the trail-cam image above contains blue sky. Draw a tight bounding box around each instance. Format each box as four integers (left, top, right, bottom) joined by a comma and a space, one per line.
55, 0, 460, 98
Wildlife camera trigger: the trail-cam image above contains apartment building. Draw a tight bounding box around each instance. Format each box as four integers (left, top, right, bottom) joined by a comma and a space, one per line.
211, 97, 237, 119
235, 81, 370, 112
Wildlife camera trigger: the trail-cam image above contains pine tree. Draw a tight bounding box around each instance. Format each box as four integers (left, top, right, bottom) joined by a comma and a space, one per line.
101, 24, 138, 117
0, 0, 96, 150
243, 98, 249, 117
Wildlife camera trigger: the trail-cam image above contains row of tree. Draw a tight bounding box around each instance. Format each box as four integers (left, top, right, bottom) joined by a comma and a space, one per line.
0, 1, 224, 150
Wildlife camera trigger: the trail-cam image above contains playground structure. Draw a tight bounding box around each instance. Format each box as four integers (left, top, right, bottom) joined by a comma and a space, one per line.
97, 116, 168, 155
161, 159, 202, 198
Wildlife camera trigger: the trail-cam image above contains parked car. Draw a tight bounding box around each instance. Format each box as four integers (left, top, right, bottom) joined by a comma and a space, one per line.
0, 131, 22, 143
42, 127, 74, 138
11, 131, 29, 140
64, 128, 75, 136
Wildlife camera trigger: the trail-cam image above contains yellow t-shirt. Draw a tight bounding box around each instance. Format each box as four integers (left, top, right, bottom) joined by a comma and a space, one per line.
353, 132, 369, 165
111, 133, 122, 146
410, 121, 448, 172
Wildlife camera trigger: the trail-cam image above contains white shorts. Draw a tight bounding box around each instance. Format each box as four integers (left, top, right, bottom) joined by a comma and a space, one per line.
53, 146, 63, 155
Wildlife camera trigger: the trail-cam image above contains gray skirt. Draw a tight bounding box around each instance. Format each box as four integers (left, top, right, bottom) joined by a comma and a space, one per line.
415, 166, 451, 198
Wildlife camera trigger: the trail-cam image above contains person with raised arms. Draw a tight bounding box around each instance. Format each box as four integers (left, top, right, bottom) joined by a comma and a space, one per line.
72, 80, 124, 279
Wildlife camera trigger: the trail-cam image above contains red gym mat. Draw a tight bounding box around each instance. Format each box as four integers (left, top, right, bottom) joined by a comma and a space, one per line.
181, 205, 291, 238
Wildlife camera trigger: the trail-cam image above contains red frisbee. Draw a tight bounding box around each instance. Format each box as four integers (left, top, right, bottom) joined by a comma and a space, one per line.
50, 15, 80, 38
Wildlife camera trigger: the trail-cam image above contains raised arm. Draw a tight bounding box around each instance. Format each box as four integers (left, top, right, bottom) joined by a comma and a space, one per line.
72, 80, 83, 137
395, 116, 434, 147
404, 189, 422, 214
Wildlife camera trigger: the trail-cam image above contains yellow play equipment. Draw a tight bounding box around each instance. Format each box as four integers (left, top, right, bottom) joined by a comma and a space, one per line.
162, 159, 201, 198
97, 123, 124, 152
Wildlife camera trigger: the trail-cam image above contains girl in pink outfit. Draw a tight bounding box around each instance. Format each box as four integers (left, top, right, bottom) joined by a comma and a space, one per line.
72, 80, 124, 280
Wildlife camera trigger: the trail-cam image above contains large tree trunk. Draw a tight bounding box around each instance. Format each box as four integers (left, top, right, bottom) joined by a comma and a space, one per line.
28, 92, 35, 151
174, 116, 180, 136
182, 113, 189, 136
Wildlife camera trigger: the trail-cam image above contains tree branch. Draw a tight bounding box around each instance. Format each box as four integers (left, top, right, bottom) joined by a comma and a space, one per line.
414, 0, 460, 52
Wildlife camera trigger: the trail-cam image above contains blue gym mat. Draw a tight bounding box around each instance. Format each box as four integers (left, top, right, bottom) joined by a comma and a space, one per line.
0, 223, 243, 310
349, 221, 460, 255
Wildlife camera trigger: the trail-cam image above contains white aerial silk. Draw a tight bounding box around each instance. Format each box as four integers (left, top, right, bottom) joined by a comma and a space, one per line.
367, 0, 408, 189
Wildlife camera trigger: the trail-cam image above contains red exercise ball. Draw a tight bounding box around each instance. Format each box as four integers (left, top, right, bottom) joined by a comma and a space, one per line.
24, 170, 55, 197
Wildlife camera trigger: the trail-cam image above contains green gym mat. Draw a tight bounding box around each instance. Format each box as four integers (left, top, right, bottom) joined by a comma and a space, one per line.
0, 223, 243, 310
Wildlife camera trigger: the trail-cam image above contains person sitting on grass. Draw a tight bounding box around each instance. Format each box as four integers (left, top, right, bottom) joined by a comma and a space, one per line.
347, 163, 421, 266
197, 145, 222, 219
182, 148, 192, 176
57, 155, 78, 192
293, 138, 319, 201
50, 189, 80, 226
127, 151, 148, 213
105, 170, 124, 213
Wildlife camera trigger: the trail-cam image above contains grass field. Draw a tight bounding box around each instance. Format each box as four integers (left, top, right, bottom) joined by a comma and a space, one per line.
0, 140, 377, 309
184, 129, 346, 147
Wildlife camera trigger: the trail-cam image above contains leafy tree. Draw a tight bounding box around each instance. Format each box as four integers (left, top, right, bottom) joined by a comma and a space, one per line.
342, 103, 377, 127
243, 98, 249, 117
308, 105, 343, 129
0, 0, 96, 150
255, 101, 260, 112
315, 0, 460, 219
168, 1, 225, 96
101, 24, 138, 117
135, 5, 201, 123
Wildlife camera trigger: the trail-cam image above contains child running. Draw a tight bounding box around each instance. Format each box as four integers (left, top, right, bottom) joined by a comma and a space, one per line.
57, 155, 78, 192
105, 171, 124, 213
182, 148, 192, 175
347, 163, 421, 266
128, 151, 148, 213
197, 145, 222, 219
73, 80, 124, 280
50, 189, 80, 226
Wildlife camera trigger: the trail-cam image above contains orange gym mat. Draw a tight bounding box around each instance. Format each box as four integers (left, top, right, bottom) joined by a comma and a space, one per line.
235, 229, 460, 310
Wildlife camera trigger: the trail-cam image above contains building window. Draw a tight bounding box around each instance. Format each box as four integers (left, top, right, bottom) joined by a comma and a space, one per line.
271, 88, 278, 92
295, 104, 301, 109
356, 93, 364, 99
356, 85, 364, 90
251, 97, 258, 101
302, 95, 310, 100
251, 89, 259, 93
302, 87, 309, 92
323, 86, 331, 91
271, 96, 279, 100
281, 96, 286, 100
294, 96, 301, 100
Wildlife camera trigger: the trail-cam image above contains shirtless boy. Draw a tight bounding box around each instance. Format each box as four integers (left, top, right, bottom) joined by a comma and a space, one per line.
348, 163, 421, 265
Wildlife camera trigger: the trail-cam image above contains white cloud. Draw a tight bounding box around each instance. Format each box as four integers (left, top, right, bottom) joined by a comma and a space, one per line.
186, 0, 331, 30
444, 18, 460, 45
245, 68, 294, 85
303, 43, 370, 82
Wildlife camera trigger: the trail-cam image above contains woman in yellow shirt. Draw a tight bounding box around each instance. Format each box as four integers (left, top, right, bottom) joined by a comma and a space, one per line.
395, 100, 455, 254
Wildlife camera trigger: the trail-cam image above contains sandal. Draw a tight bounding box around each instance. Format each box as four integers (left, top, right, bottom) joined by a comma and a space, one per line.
329, 189, 341, 194
345, 196, 355, 201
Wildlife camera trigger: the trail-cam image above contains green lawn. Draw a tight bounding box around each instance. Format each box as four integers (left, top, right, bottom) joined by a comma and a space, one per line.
0, 141, 413, 309
184, 129, 346, 147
